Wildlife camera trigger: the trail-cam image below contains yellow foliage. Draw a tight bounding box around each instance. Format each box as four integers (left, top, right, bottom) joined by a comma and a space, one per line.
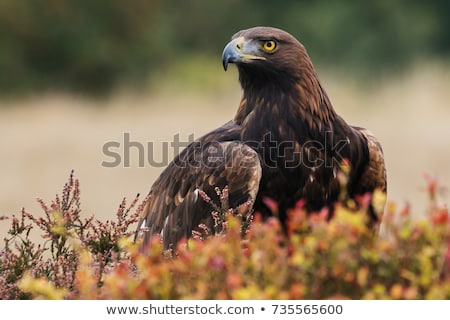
18, 272, 67, 300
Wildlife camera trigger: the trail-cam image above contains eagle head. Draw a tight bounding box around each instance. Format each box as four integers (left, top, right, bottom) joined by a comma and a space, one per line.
222, 26, 311, 85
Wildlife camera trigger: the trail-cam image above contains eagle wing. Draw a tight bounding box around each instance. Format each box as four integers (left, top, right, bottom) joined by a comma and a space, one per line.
352, 126, 387, 222
136, 121, 262, 248
352, 127, 387, 192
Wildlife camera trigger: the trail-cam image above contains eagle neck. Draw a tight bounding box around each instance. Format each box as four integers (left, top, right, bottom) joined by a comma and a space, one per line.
234, 70, 337, 142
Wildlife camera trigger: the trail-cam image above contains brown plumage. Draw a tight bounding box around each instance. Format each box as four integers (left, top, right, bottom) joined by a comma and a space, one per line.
136, 26, 386, 249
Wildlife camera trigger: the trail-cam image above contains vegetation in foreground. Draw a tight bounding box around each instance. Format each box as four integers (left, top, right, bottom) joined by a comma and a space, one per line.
0, 171, 449, 299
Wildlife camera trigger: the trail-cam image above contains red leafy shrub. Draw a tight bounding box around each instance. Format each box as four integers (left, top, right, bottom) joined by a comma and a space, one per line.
0, 171, 146, 299
1, 172, 449, 299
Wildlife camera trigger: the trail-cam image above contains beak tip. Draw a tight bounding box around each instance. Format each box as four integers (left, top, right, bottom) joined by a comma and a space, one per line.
222, 61, 229, 71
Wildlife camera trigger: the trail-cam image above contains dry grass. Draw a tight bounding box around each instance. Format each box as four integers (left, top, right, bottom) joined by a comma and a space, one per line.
1, 63, 449, 239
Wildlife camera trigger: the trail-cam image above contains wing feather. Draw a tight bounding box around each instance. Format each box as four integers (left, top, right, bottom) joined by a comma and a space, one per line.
352, 126, 387, 224
352, 127, 387, 193
136, 121, 262, 249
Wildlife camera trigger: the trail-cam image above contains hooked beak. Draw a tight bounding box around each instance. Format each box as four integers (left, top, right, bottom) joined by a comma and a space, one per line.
222, 36, 266, 71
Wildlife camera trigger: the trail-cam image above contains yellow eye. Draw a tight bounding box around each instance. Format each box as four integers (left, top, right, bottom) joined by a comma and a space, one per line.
262, 40, 277, 52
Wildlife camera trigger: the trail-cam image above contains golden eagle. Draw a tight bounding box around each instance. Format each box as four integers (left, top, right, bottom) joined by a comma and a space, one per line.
136, 27, 386, 248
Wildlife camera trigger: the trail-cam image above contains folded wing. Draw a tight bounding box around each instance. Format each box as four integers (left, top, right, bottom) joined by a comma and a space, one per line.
136, 121, 262, 249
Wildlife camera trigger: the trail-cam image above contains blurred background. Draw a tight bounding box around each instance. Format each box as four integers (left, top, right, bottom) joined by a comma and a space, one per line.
1, 0, 450, 234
